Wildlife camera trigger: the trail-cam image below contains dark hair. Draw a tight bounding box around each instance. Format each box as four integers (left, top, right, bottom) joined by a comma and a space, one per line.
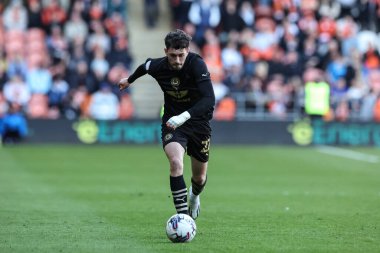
164, 29, 192, 49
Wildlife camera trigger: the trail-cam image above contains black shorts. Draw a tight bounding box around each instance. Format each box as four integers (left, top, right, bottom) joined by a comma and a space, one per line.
161, 121, 211, 163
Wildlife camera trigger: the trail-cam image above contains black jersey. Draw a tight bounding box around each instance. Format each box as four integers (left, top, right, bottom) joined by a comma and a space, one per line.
128, 52, 215, 122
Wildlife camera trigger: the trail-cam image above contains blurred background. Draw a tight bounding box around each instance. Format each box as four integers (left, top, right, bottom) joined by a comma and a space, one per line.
1, 0, 380, 145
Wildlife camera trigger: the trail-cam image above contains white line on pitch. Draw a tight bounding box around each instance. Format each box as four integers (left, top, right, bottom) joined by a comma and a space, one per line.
316, 146, 379, 164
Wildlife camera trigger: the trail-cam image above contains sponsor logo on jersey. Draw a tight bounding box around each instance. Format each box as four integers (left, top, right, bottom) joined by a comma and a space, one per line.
170, 77, 180, 89
167, 90, 188, 99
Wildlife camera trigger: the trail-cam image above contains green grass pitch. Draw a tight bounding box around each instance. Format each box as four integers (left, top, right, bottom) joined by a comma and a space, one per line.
0, 145, 379, 253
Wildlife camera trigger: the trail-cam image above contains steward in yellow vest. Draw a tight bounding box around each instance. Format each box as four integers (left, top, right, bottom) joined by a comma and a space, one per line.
304, 81, 330, 118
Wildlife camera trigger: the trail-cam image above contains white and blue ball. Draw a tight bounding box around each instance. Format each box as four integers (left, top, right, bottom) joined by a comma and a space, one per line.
165, 213, 197, 243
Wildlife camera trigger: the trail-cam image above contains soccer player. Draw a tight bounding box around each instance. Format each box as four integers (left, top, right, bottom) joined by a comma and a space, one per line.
117, 29, 215, 220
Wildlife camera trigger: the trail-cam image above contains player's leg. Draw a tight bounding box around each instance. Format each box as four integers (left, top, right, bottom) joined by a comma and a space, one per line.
164, 142, 188, 214
189, 157, 208, 219
191, 157, 208, 191
187, 132, 210, 220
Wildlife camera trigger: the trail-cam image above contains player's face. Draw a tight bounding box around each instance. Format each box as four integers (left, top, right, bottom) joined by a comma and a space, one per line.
165, 47, 189, 70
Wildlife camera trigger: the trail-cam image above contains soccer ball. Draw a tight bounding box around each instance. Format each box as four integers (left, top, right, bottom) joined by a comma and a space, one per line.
165, 213, 197, 243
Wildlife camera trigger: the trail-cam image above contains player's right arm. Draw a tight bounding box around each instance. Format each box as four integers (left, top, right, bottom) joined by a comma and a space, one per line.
117, 60, 151, 91
118, 77, 131, 91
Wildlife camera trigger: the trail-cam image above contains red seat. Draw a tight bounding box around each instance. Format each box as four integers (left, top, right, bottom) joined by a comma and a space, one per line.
27, 40, 46, 53
5, 29, 25, 42
119, 93, 134, 120
5, 40, 24, 54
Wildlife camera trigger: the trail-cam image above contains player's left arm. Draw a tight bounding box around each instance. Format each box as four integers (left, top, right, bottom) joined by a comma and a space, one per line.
166, 58, 215, 130
186, 58, 215, 118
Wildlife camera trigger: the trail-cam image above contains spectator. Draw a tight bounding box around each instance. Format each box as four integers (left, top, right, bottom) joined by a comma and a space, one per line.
336, 15, 358, 57
326, 52, 348, 86
26, 62, 53, 94
67, 59, 95, 91
88, 0, 106, 22
2, 0, 28, 31
243, 76, 266, 112
202, 28, 223, 82
107, 62, 129, 95
272, 0, 299, 22
88, 83, 119, 120
46, 25, 68, 57
266, 75, 288, 119
250, 17, 277, 60
107, 0, 127, 19
103, 12, 126, 37
3, 73, 31, 107
107, 28, 133, 69
0, 102, 28, 144
27, 0, 43, 29
318, 0, 341, 20
90, 47, 110, 91
86, 20, 111, 53
41, 0, 67, 31
239, 1, 255, 28
221, 39, 243, 72
63, 11, 89, 43
334, 99, 350, 121
219, 0, 246, 34
299, 36, 320, 68
283, 50, 303, 79
65, 85, 90, 119
359, 0, 380, 32
66, 37, 89, 74
362, 44, 380, 70
6, 52, 28, 80
359, 89, 378, 121
188, 0, 221, 47
48, 74, 69, 115
337, 0, 360, 19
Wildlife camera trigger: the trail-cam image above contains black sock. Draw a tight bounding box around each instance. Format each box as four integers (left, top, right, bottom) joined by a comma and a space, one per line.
170, 175, 188, 214
191, 176, 207, 196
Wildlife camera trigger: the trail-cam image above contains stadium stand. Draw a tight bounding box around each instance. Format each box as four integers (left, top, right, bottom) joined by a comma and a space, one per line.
0, 0, 132, 120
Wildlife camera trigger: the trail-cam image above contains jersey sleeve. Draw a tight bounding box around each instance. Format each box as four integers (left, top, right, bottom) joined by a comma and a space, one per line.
187, 57, 215, 118
127, 59, 151, 83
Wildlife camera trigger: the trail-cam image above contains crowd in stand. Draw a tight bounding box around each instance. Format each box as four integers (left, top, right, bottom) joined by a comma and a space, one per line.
1, 0, 380, 123
0, 0, 133, 122
169, 0, 380, 122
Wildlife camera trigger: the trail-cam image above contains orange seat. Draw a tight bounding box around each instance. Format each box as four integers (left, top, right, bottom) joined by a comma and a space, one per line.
0, 29, 5, 46
27, 94, 49, 119
5, 40, 24, 54
119, 93, 134, 120
27, 40, 46, 53
5, 30, 25, 42
26, 28, 45, 42
214, 97, 236, 121
374, 99, 380, 122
